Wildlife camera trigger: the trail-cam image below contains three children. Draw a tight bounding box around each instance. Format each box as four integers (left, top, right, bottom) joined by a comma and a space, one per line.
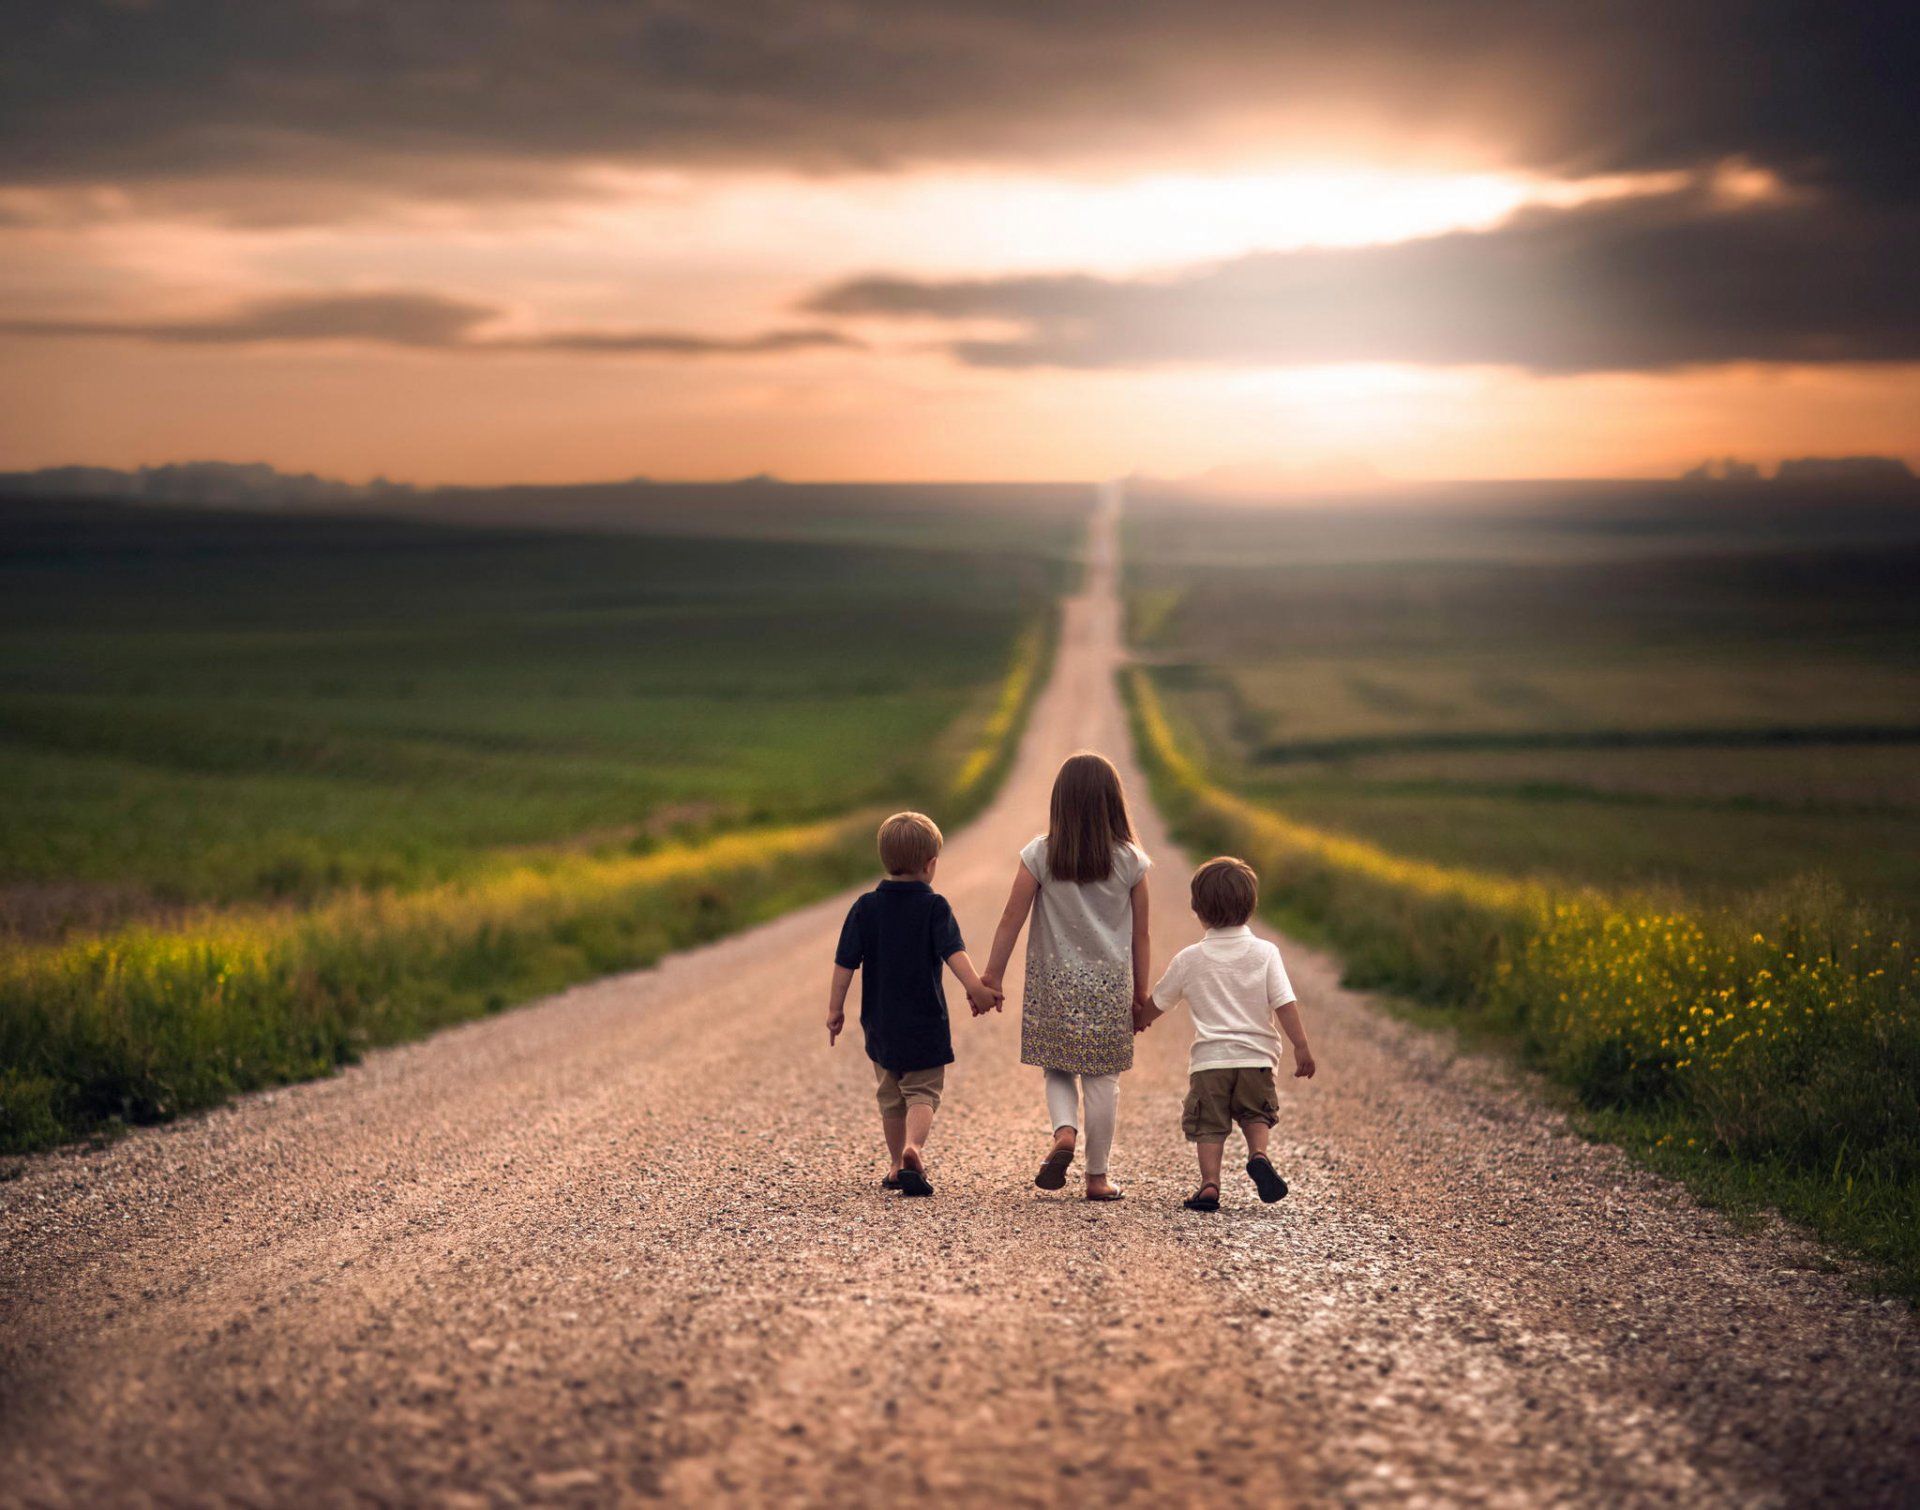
827, 756, 1316, 1207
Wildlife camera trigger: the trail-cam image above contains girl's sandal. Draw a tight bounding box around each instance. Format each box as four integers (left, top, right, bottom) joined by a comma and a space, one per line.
1183, 1183, 1221, 1212
1085, 1188, 1125, 1202
880, 1174, 901, 1190
1034, 1144, 1075, 1190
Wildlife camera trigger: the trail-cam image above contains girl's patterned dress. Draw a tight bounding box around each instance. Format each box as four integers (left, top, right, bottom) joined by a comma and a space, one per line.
1017, 836, 1151, 1076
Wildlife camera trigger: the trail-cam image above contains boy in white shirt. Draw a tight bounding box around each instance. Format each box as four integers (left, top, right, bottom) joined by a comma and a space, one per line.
1136, 857, 1315, 1212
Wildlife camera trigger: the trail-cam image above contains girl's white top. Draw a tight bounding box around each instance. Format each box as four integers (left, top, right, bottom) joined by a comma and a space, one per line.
1018, 834, 1151, 969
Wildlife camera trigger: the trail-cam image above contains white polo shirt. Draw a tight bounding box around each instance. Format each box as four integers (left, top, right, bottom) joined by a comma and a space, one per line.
1150, 925, 1296, 1072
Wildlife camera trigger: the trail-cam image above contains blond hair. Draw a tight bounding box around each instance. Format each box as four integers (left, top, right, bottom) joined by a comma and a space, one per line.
1190, 856, 1258, 928
877, 811, 943, 875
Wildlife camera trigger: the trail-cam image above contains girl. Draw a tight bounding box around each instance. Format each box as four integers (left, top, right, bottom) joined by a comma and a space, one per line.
982, 751, 1150, 1201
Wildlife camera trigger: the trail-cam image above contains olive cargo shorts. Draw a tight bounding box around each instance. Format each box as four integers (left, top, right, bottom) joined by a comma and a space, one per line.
1182, 1065, 1279, 1142
873, 1062, 945, 1118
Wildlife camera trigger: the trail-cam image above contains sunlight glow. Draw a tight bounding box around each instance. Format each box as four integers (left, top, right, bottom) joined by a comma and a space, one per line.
573, 162, 1689, 278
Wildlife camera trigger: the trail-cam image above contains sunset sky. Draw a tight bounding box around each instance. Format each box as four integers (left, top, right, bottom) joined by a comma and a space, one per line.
2, 2, 1915, 484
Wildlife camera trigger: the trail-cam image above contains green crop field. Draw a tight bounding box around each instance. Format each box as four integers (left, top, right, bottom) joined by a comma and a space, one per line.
1126, 481, 1920, 916
0, 484, 1086, 1151
1124, 478, 1920, 1293
1, 486, 1086, 939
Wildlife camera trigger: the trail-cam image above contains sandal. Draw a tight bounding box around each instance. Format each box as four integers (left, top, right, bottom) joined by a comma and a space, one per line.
1085, 1188, 1125, 1202
1183, 1182, 1221, 1212
880, 1173, 901, 1191
897, 1150, 933, 1198
1246, 1156, 1288, 1204
1034, 1143, 1075, 1191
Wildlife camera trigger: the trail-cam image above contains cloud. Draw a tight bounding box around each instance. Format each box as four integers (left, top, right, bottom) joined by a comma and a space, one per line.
0, 292, 497, 347
2, 2, 1914, 212
0, 290, 860, 357
510, 327, 858, 355
808, 188, 1920, 372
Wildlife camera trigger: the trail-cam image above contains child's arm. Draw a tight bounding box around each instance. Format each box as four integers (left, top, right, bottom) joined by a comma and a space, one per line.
1129, 874, 1151, 1010
1274, 999, 1315, 1077
946, 950, 1002, 1016
1135, 951, 1179, 1033
981, 863, 1040, 993
826, 964, 854, 1045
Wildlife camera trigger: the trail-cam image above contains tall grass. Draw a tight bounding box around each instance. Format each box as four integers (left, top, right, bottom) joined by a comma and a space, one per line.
1127, 667, 1920, 1296
948, 621, 1050, 807
0, 820, 875, 1153
0, 616, 1054, 1156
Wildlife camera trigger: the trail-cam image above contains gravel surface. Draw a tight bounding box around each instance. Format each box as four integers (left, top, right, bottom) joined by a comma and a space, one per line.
3, 502, 1917, 1508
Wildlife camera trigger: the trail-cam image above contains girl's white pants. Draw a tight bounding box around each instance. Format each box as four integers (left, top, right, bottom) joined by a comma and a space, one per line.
1044, 1069, 1118, 1177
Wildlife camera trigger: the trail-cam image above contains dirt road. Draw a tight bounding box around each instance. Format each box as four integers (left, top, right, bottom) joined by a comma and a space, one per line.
4, 493, 1917, 1508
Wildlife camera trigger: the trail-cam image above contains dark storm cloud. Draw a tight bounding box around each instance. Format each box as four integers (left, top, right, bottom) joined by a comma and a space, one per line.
0, 291, 860, 357
808, 188, 1920, 372
2, 2, 1915, 206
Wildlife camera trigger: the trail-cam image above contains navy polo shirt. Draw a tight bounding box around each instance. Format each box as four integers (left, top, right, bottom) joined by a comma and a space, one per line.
834, 879, 964, 1074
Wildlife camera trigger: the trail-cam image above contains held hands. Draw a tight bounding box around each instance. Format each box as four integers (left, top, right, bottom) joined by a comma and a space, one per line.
1131, 990, 1161, 1035
966, 979, 1005, 1016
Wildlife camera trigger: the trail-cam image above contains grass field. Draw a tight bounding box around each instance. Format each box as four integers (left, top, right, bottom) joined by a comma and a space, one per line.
1126, 481, 1920, 914
0, 485, 1085, 1151
1, 488, 1086, 937
1124, 478, 1920, 1294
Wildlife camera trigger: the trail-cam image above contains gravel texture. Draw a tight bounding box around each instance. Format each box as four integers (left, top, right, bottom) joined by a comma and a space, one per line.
3, 505, 1917, 1508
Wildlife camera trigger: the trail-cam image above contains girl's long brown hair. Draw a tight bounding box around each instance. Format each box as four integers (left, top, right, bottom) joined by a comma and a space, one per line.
1045, 751, 1137, 883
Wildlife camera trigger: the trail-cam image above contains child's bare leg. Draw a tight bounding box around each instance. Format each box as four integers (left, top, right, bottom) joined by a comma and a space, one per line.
1196, 1138, 1225, 1190
901, 1104, 934, 1169
882, 1115, 907, 1175
1240, 1118, 1288, 1201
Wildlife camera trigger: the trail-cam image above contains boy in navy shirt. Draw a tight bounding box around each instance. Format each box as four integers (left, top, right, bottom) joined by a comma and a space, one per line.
829, 811, 1000, 1196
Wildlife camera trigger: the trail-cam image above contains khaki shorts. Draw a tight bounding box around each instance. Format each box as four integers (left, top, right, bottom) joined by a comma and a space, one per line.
874, 1062, 945, 1118
1182, 1066, 1279, 1142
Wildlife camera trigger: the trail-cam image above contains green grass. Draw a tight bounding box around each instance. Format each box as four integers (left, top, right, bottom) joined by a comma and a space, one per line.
1, 492, 1084, 932
1126, 481, 1920, 914
0, 487, 1080, 1153
1124, 479, 1920, 1297
0, 816, 883, 1153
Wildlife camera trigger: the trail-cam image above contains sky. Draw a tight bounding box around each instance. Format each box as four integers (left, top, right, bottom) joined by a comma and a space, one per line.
1, 1, 1916, 485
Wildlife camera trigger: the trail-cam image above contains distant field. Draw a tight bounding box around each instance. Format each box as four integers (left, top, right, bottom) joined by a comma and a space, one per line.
1, 487, 1087, 938
1126, 481, 1920, 915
